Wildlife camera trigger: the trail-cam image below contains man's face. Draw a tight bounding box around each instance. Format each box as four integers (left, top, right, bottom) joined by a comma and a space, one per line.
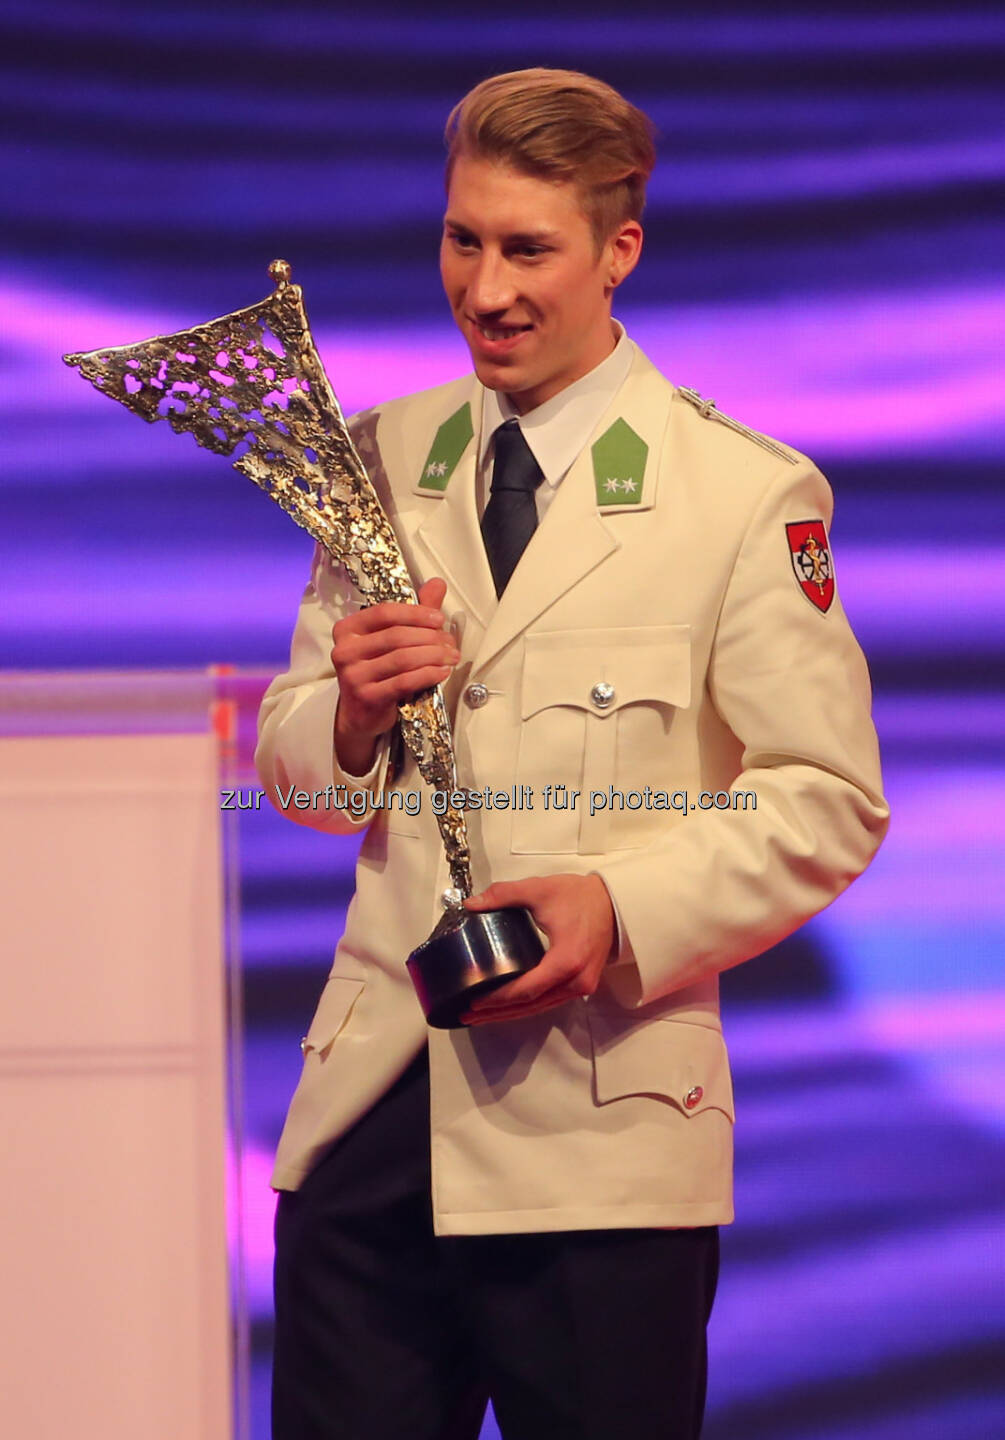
440, 154, 634, 414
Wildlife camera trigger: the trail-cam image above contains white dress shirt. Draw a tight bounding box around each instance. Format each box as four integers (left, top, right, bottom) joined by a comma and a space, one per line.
476, 322, 635, 521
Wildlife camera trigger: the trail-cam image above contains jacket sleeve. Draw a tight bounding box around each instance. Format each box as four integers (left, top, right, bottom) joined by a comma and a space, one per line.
595, 457, 890, 1007
254, 546, 393, 835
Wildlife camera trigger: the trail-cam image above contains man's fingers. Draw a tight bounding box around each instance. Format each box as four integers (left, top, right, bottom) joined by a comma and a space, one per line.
467, 947, 579, 1010
351, 664, 455, 710
383, 665, 455, 700
335, 624, 457, 663
331, 630, 459, 714
354, 643, 460, 684
330, 582, 458, 716
340, 599, 447, 636
462, 989, 578, 1026
464, 878, 547, 912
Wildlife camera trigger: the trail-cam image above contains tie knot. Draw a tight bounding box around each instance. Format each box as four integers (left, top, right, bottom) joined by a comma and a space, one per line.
490, 419, 543, 494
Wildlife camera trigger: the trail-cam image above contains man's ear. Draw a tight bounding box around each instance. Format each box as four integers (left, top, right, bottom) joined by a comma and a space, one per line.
606, 221, 644, 290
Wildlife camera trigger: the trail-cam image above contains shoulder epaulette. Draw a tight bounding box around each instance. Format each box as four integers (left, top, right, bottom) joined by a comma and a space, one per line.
677, 387, 798, 465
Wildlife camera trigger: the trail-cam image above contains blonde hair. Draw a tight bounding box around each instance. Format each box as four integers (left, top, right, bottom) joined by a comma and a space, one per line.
445, 68, 656, 251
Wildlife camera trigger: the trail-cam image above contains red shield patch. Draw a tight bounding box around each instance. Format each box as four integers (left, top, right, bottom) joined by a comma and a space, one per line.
786, 519, 834, 613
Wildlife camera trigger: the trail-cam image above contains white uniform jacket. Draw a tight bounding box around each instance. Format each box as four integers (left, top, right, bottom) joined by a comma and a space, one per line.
255, 344, 889, 1235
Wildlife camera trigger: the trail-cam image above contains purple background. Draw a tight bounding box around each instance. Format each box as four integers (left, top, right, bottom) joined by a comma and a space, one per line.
3, 3, 1003, 1437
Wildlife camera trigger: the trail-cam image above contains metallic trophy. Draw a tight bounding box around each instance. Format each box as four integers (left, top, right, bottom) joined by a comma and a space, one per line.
63, 260, 542, 1028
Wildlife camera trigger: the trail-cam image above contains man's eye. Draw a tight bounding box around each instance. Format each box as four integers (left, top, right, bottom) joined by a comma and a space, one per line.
450, 232, 477, 250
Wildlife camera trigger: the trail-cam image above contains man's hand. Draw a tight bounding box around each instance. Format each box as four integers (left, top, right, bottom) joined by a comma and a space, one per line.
460, 873, 616, 1025
332, 577, 459, 775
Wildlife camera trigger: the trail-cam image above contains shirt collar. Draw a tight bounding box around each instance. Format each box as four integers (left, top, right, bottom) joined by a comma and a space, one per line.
478, 321, 635, 490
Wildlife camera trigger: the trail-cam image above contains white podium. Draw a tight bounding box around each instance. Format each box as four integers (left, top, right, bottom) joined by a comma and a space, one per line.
0, 672, 240, 1440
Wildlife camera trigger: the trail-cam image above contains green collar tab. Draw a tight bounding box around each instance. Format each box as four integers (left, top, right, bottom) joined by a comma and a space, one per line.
418, 403, 474, 491
592, 417, 648, 507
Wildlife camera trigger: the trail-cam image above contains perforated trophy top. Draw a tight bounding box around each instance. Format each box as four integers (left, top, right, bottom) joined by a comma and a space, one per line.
64, 263, 471, 896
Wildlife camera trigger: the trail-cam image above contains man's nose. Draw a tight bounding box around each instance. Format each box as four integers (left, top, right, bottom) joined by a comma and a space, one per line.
467, 252, 515, 314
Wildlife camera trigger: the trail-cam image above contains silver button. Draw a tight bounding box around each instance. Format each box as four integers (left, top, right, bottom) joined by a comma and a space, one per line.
683, 1085, 703, 1110
590, 681, 615, 709
464, 683, 489, 709
440, 887, 464, 910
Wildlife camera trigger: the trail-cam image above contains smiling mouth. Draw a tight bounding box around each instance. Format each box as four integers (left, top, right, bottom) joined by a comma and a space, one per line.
472, 321, 533, 341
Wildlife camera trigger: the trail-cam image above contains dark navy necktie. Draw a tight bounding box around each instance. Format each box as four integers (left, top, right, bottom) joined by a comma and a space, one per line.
480, 419, 545, 597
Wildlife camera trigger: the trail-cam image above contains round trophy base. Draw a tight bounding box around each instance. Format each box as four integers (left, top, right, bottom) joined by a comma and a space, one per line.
406, 906, 545, 1030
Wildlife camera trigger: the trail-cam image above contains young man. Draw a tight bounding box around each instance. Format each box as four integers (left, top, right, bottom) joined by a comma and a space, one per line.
257, 69, 889, 1440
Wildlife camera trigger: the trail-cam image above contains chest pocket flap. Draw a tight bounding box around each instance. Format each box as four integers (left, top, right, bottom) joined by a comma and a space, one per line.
521, 625, 691, 720
513, 625, 691, 855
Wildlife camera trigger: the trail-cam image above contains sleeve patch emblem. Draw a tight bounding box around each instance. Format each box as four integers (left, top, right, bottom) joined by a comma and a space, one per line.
786, 519, 834, 613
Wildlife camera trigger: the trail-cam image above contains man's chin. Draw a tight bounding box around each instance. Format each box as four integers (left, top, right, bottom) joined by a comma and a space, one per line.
470, 355, 519, 393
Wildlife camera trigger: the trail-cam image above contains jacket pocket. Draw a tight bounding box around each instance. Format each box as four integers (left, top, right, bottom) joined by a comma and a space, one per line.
512, 625, 691, 855
299, 976, 366, 1061
587, 1006, 734, 1122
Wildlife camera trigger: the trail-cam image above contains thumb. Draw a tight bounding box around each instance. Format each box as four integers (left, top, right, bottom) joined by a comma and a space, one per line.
417, 576, 447, 612
463, 884, 504, 912
465, 878, 542, 912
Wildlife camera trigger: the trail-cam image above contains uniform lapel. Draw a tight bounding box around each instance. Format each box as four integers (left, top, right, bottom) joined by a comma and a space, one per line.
412, 384, 496, 630
470, 349, 673, 677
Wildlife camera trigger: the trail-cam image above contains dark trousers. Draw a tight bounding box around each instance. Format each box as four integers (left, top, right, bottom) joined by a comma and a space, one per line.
273, 1047, 718, 1440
